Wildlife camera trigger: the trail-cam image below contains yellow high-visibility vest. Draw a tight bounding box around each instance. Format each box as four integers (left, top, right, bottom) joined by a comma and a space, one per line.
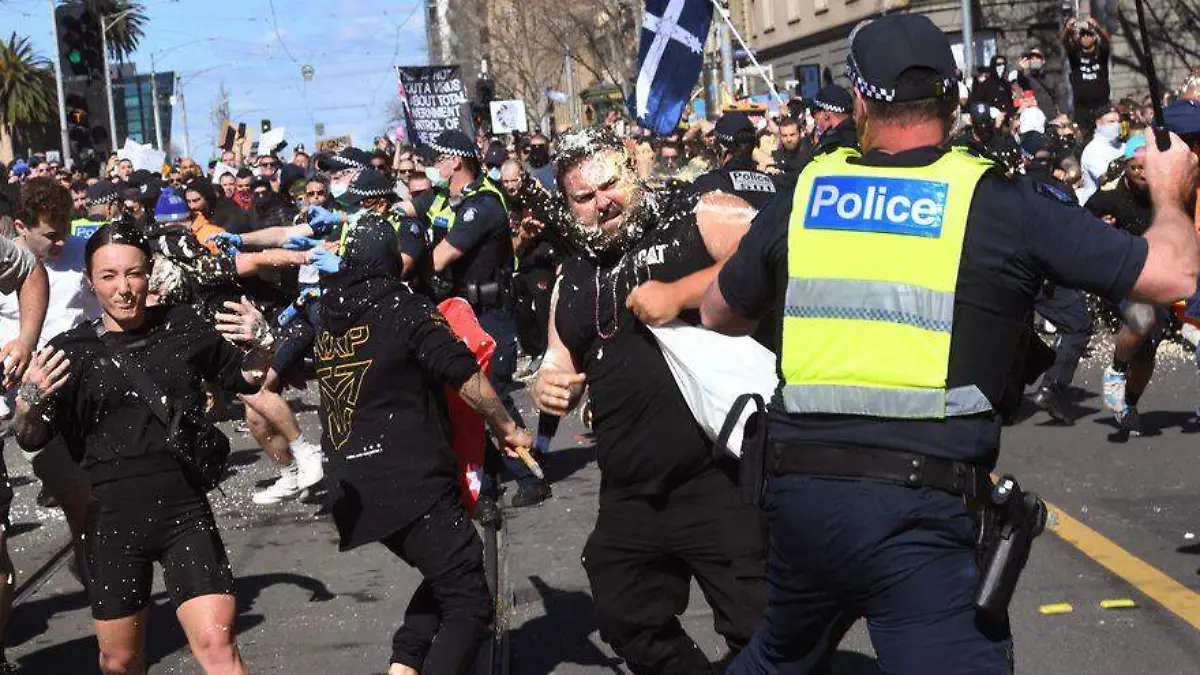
780, 147, 993, 419
425, 178, 508, 234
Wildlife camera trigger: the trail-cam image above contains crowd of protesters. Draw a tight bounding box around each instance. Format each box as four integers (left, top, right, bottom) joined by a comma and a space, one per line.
0, 11, 1199, 674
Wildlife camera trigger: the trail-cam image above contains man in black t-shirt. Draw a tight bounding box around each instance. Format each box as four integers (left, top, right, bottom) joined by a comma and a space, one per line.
1063, 17, 1112, 137
530, 127, 764, 672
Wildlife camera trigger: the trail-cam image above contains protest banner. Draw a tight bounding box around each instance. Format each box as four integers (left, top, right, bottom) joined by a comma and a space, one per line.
396, 65, 472, 146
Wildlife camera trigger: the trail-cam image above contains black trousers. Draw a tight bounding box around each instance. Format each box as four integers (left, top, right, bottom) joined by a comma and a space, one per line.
379, 492, 493, 674
582, 465, 766, 674
1035, 286, 1093, 391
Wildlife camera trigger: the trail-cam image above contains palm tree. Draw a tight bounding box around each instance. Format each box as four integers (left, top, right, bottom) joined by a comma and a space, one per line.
0, 32, 56, 164
85, 0, 147, 62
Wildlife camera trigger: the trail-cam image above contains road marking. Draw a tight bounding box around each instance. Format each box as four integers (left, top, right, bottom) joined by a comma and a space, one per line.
1047, 503, 1200, 631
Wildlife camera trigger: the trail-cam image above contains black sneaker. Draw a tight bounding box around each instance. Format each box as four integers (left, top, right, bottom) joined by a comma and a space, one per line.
510, 482, 552, 508
473, 495, 502, 527
1032, 387, 1074, 425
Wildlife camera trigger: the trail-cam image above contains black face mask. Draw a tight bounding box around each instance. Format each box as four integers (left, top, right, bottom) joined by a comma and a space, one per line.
528, 145, 550, 168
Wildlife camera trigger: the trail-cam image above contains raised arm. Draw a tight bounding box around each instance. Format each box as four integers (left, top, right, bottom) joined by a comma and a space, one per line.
1129, 130, 1200, 303
625, 191, 755, 326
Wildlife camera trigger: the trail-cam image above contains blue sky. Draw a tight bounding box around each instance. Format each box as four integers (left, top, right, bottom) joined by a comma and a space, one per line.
2, 0, 428, 159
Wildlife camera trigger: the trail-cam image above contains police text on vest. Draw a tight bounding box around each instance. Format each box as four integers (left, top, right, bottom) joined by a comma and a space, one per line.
805, 176, 949, 238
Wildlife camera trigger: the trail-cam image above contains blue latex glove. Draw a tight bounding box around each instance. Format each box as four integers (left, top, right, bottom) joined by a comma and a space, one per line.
309, 248, 342, 274
208, 232, 243, 251
284, 236, 323, 251
307, 205, 341, 236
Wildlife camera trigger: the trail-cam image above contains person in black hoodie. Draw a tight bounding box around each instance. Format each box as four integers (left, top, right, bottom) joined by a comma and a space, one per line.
315, 216, 532, 675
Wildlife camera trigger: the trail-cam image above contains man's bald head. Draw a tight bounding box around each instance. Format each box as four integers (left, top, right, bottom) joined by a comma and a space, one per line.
500, 159, 525, 196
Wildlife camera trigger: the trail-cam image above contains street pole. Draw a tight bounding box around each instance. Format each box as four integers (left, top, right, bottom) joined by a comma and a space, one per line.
177, 74, 190, 159
150, 53, 164, 153
719, 3, 734, 100
47, 0, 71, 167
565, 48, 579, 127
961, 0, 974, 88
101, 13, 117, 152
710, 0, 784, 104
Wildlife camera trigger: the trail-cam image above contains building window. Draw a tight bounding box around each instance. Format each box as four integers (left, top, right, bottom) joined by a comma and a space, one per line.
795, 64, 822, 101
759, 0, 774, 32
814, 0, 829, 12
786, 0, 802, 22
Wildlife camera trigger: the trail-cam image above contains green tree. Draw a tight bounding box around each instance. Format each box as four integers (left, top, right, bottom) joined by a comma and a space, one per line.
0, 32, 56, 164
86, 0, 147, 62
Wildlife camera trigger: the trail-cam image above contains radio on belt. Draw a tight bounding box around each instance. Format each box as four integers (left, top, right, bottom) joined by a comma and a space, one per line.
805, 175, 949, 238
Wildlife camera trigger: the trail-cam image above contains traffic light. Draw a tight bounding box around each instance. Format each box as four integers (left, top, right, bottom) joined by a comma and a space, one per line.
55, 2, 111, 157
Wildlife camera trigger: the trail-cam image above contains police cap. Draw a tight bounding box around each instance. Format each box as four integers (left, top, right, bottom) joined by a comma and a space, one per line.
846, 14, 957, 103
342, 168, 396, 207
429, 130, 479, 160
812, 84, 853, 114
1165, 98, 1200, 138
85, 182, 121, 207
327, 147, 373, 171
713, 111, 754, 144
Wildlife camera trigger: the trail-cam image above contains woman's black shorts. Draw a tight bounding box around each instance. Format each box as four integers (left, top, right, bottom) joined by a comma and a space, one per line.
85, 470, 235, 620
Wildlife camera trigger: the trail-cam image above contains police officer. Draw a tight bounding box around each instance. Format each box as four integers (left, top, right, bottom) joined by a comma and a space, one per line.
693, 112, 778, 209
808, 84, 858, 156
701, 14, 1199, 673
72, 182, 122, 240
422, 130, 551, 507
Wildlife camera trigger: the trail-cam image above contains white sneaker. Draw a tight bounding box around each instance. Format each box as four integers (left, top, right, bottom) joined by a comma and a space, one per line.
293, 443, 324, 490
252, 468, 301, 505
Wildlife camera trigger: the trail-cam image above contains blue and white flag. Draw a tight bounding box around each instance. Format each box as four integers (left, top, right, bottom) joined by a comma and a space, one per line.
631, 0, 714, 135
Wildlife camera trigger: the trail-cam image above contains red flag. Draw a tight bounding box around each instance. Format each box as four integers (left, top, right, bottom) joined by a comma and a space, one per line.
437, 297, 496, 514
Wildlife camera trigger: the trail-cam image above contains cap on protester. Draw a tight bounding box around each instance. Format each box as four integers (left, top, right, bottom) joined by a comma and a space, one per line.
1164, 98, 1200, 137
342, 169, 396, 207
327, 147, 373, 171
429, 130, 479, 160
1123, 133, 1147, 159
713, 111, 754, 144
1018, 107, 1047, 135
483, 141, 508, 168
154, 187, 190, 223
1019, 131, 1047, 156
1024, 47, 1045, 60
85, 182, 121, 207
249, 175, 274, 192
811, 84, 853, 114
11, 160, 30, 176
845, 14, 957, 103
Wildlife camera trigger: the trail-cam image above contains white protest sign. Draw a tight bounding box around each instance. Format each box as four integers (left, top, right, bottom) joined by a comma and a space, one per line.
490, 100, 528, 134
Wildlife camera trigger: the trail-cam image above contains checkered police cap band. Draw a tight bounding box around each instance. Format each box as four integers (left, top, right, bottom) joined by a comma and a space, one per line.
845, 19, 956, 103
347, 185, 393, 198
814, 98, 848, 114
86, 192, 119, 207
429, 140, 477, 160
331, 155, 367, 170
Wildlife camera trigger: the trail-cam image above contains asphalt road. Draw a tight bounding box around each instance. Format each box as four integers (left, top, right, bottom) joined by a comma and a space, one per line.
1, 338, 1198, 673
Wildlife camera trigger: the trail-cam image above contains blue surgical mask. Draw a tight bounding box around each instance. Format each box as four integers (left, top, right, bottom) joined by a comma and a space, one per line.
488, 167, 502, 181
330, 182, 349, 199
425, 166, 449, 188
1096, 123, 1120, 142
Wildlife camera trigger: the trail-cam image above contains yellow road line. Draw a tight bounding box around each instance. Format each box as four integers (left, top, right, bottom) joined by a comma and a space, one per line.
1047, 503, 1200, 631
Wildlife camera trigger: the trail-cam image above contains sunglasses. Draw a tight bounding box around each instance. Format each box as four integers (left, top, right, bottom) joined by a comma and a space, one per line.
306, 189, 326, 196
260, 161, 279, 168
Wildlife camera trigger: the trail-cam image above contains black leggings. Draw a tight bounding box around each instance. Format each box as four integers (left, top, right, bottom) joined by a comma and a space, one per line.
379, 493, 493, 674
86, 471, 234, 620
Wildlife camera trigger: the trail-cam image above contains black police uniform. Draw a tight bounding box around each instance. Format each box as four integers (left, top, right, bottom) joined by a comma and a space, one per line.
693, 156, 777, 210
694, 112, 778, 210
555, 184, 764, 673
422, 130, 542, 495
1022, 174, 1094, 419
718, 15, 1149, 674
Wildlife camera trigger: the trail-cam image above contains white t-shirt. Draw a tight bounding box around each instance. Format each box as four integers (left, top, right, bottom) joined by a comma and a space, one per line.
1079, 137, 1124, 206
0, 237, 100, 416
